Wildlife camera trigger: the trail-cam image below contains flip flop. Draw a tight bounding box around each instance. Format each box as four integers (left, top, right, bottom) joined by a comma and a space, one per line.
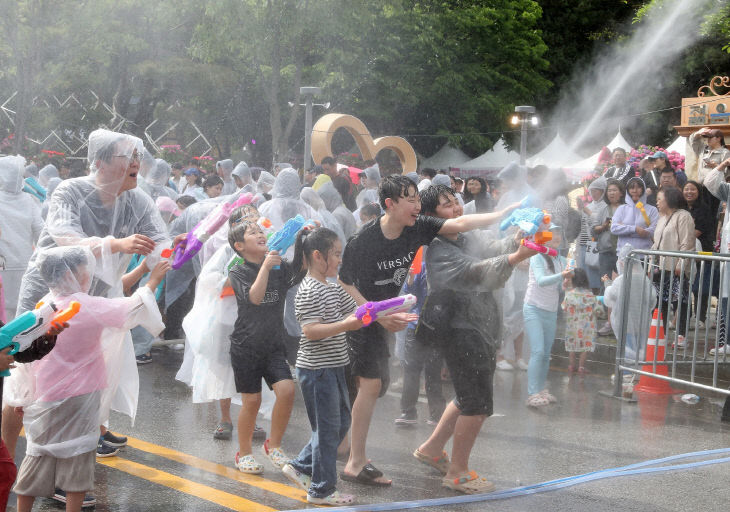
413, 448, 449, 475
340, 463, 391, 486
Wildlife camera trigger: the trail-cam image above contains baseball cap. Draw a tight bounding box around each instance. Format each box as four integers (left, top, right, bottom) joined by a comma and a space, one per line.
648, 151, 667, 160
184, 167, 201, 176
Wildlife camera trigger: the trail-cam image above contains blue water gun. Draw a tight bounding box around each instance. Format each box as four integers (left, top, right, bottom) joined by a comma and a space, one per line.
267, 215, 314, 269
23, 177, 46, 202
0, 301, 81, 376
499, 207, 550, 235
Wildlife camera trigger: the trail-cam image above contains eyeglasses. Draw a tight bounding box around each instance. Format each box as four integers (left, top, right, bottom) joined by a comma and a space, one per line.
113, 151, 141, 163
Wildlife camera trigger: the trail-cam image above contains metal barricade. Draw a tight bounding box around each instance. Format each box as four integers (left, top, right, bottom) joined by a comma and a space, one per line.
611, 248, 730, 397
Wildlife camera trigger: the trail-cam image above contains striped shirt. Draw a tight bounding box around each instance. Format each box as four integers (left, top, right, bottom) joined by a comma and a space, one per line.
294, 276, 357, 370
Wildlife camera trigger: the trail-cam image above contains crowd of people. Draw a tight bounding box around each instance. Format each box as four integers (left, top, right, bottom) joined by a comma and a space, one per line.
0, 126, 728, 509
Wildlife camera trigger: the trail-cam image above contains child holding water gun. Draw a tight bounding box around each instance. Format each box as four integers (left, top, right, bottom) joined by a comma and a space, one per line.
523, 225, 571, 407
282, 227, 361, 505
561, 268, 598, 374
13, 246, 169, 512
227, 219, 306, 474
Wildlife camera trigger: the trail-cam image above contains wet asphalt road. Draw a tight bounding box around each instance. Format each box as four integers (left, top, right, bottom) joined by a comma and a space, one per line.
7, 345, 730, 512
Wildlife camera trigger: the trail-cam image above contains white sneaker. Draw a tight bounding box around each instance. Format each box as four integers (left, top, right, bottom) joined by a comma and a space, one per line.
516, 359, 529, 371
710, 344, 728, 356
673, 335, 686, 349
496, 360, 514, 371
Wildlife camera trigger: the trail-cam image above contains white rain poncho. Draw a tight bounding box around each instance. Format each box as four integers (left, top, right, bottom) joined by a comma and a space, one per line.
38, 164, 59, 187
24, 163, 39, 178
135, 148, 156, 198
494, 162, 537, 355
145, 158, 178, 203
317, 181, 357, 239
604, 244, 655, 361
232, 161, 255, 194
9, 129, 170, 420
20, 246, 163, 458
257, 171, 275, 195
0, 155, 44, 320
355, 164, 381, 209
41, 177, 63, 220
300, 187, 346, 246
217, 159, 237, 196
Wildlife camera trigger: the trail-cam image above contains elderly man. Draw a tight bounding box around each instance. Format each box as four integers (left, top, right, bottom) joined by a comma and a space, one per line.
3, 130, 173, 468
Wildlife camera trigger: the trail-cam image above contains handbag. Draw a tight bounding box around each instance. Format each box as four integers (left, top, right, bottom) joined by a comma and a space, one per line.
585, 240, 600, 268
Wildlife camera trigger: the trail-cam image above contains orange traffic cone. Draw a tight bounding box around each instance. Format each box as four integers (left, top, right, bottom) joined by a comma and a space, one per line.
634, 309, 680, 395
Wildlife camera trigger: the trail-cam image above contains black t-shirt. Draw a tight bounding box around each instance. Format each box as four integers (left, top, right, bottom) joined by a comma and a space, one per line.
339, 215, 445, 301
228, 260, 295, 352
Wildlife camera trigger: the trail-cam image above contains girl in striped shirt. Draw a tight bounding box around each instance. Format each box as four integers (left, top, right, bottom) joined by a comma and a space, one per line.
282, 227, 362, 506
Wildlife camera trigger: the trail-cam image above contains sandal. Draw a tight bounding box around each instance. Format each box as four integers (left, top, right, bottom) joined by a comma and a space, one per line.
413, 448, 450, 475
282, 463, 311, 491
235, 452, 264, 474
307, 490, 355, 505
577, 367, 590, 375
340, 463, 392, 486
540, 389, 557, 403
262, 439, 289, 468
526, 393, 550, 407
442, 471, 496, 494
213, 422, 233, 440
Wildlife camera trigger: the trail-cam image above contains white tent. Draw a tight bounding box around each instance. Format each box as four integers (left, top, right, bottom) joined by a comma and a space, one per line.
454, 138, 520, 174
419, 144, 470, 170
666, 136, 687, 156
570, 130, 634, 173
526, 134, 583, 168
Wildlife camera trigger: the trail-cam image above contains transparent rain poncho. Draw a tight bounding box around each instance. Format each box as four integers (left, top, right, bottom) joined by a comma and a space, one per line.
143, 158, 178, 203
317, 181, 357, 239
38, 164, 59, 188
300, 187, 346, 246
232, 161, 254, 194
19, 246, 164, 458
0, 155, 44, 320
41, 177, 63, 220
16, 129, 170, 316
603, 244, 655, 361
24, 163, 39, 178
216, 159, 237, 196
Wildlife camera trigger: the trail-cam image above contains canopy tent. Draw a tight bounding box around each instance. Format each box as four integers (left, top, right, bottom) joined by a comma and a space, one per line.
666, 136, 687, 156
451, 138, 520, 177
419, 144, 470, 171
569, 130, 634, 175
526, 134, 583, 168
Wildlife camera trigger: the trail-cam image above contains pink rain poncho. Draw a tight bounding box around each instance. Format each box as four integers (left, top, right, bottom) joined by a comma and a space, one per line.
21, 246, 164, 458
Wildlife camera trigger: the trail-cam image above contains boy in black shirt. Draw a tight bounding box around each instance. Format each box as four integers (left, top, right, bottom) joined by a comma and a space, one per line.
338, 176, 519, 486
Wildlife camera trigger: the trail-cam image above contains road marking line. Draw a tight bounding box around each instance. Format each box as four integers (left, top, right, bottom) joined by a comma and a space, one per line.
121, 435, 308, 503
97, 457, 276, 512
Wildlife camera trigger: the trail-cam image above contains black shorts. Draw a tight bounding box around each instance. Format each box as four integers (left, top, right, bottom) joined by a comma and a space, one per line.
346, 325, 390, 397
230, 342, 292, 394
441, 328, 496, 416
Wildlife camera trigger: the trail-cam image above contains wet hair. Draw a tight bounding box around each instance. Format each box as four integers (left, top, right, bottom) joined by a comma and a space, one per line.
292, 226, 340, 269
420, 168, 437, 179
176, 195, 197, 209
604, 179, 625, 205
321, 156, 336, 166
420, 184, 456, 216
570, 268, 590, 290
360, 202, 381, 219
202, 174, 224, 191
379, 174, 418, 210
658, 185, 685, 210
229, 204, 259, 226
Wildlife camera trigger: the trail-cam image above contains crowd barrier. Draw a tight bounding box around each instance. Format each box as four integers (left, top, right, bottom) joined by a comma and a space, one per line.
611, 248, 730, 398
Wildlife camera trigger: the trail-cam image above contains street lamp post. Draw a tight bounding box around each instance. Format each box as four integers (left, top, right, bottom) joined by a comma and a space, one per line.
300, 86, 321, 171
511, 105, 537, 165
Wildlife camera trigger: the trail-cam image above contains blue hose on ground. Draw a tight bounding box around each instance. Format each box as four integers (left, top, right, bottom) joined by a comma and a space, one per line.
281, 448, 730, 512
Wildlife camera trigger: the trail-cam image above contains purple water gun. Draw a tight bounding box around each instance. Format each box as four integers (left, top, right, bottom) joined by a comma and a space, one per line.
355, 294, 417, 327
171, 193, 253, 269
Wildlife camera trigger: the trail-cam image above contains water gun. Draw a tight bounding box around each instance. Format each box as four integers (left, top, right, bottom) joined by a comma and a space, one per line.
23, 177, 46, 202
267, 215, 315, 269
500, 207, 548, 235
0, 300, 81, 376
518, 194, 537, 208
355, 294, 417, 327
409, 246, 424, 275
171, 193, 253, 269
635, 201, 651, 226
521, 238, 557, 257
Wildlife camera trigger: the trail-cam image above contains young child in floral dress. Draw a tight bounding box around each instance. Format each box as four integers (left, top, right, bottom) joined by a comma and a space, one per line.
561, 268, 598, 374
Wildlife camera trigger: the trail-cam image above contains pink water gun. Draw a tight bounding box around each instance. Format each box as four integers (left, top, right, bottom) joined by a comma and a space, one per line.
172, 193, 253, 269
356, 294, 417, 327
521, 238, 557, 257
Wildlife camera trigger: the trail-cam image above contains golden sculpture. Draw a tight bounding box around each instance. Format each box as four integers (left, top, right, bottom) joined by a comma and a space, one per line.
311, 113, 417, 174
697, 76, 730, 97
